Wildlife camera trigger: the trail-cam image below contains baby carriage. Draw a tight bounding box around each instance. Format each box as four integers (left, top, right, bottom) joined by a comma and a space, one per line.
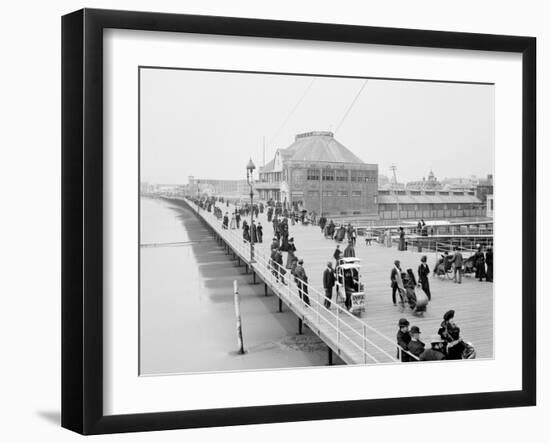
434, 254, 454, 279
400, 270, 428, 315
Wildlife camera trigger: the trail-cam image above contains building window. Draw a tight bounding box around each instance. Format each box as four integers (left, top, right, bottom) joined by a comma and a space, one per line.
352, 191, 361, 197
308, 190, 319, 197
322, 169, 334, 181
351, 170, 368, 182
338, 190, 348, 197
323, 191, 334, 197
335, 170, 348, 182
307, 169, 320, 181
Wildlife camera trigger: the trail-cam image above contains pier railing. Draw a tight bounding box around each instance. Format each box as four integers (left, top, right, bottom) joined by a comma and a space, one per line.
183, 198, 418, 364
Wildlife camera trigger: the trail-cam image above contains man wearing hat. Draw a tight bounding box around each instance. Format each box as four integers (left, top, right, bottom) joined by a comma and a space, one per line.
391, 260, 404, 306
419, 335, 446, 361
322, 261, 336, 309
418, 255, 432, 301
396, 318, 412, 362
408, 326, 425, 358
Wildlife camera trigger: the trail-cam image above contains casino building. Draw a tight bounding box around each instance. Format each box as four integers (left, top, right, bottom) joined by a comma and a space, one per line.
256, 131, 378, 218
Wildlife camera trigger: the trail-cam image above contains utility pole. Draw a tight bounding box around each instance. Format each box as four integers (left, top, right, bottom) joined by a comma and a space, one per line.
390, 164, 401, 223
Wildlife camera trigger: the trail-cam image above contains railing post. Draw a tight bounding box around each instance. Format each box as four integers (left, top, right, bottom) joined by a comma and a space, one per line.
336, 307, 340, 348
233, 280, 245, 355
363, 325, 367, 364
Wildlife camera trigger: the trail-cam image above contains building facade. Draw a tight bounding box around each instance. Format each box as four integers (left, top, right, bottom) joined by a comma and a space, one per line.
377, 189, 484, 220
406, 169, 443, 191
257, 131, 378, 217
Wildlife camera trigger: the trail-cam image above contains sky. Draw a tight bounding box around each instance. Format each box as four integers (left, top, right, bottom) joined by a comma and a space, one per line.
140, 67, 494, 184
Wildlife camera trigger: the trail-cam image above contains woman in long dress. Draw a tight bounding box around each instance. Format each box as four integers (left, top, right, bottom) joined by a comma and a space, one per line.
285, 238, 297, 269
398, 227, 406, 251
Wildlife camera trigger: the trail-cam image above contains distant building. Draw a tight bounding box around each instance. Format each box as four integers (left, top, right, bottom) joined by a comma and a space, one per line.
377, 189, 484, 220
441, 176, 478, 192
486, 194, 494, 217
257, 131, 378, 217
476, 174, 494, 204
187, 176, 252, 198
406, 169, 443, 191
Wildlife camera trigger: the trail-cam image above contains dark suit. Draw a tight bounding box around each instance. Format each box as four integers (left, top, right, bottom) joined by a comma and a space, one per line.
396, 330, 411, 362
390, 267, 402, 304
323, 268, 336, 308
418, 263, 431, 300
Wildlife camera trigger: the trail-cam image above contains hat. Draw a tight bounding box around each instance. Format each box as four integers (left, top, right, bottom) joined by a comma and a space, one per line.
410, 326, 421, 334
298, 259, 304, 264
394, 260, 400, 266
421, 255, 427, 262
443, 309, 455, 322
327, 261, 333, 267
430, 335, 444, 344
398, 318, 410, 327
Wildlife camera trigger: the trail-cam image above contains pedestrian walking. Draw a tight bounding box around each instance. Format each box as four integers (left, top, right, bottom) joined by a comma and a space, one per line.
485, 246, 493, 282
323, 262, 336, 309
418, 255, 432, 300
391, 260, 404, 306
343, 240, 355, 257
450, 246, 463, 284
333, 244, 342, 267
294, 259, 310, 306
257, 222, 263, 243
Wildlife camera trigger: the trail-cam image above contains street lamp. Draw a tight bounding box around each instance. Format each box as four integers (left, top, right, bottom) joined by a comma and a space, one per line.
196, 180, 200, 211
246, 158, 256, 263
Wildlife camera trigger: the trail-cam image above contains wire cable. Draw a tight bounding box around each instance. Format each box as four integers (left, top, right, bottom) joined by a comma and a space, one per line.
334, 79, 368, 134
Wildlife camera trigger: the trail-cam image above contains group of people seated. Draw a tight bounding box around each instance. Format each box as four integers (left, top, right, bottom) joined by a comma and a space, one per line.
396, 310, 476, 362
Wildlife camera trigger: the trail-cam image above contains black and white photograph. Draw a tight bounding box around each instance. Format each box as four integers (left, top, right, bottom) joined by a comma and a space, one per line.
139, 67, 495, 375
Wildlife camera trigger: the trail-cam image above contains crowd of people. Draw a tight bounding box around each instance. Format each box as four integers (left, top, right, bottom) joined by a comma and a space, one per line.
434, 244, 493, 282
396, 310, 475, 362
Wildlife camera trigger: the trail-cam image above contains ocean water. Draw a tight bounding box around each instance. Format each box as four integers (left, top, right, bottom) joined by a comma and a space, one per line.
139, 197, 335, 375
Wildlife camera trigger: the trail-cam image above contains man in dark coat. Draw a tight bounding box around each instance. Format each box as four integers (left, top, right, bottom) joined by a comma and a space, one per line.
485, 246, 493, 282
322, 262, 336, 309
408, 326, 425, 358
294, 259, 310, 306
418, 255, 432, 300
235, 211, 241, 229
222, 213, 229, 229
257, 222, 263, 243
390, 260, 403, 305
396, 318, 411, 362
274, 249, 286, 285
270, 237, 279, 251
450, 246, 463, 284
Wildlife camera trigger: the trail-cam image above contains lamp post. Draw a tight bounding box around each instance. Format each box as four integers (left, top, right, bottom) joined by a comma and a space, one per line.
246, 158, 256, 263
196, 180, 200, 211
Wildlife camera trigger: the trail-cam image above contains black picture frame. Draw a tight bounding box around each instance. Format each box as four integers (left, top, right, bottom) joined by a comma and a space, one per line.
62, 8, 536, 435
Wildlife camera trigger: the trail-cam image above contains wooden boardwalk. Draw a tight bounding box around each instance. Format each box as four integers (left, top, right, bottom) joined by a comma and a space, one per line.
180, 198, 494, 364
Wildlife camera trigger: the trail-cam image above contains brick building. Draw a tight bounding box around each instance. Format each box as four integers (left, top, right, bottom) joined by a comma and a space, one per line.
257, 131, 378, 217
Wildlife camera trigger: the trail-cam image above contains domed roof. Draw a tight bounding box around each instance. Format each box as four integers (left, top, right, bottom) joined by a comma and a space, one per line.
281, 131, 365, 164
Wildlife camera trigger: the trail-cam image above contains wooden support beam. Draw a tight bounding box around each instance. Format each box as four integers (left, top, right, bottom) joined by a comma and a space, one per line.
278, 298, 282, 312
328, 348, 333, 365
298, 318, 303, 335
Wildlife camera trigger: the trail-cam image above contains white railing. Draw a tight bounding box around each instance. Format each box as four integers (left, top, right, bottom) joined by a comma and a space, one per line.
181, 197, 419, 364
